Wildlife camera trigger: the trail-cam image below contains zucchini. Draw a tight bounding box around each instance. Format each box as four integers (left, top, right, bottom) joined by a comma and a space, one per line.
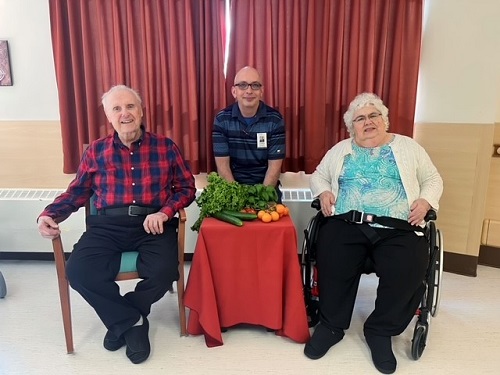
220, 210, 258, 221
213, 212, 244, 226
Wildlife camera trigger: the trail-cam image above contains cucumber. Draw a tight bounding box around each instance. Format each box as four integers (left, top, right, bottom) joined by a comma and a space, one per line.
220, 210, 258, 221
213, 212, 244, 226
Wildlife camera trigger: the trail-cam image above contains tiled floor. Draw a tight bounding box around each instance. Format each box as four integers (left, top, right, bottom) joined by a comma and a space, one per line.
1, 261, 499, 375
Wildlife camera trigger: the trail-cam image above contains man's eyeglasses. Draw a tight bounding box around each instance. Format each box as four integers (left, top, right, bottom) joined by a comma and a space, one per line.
234, 82, 263, 90
353, 112, 382, 125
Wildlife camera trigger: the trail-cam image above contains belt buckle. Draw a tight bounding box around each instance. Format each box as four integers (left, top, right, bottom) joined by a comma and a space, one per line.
128, 205, 139, 216
350, 211, 364, 224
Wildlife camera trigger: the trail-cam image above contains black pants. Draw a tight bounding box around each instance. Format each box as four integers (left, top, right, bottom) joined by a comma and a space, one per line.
316, 218, 428, 337
66, 215, 179, 338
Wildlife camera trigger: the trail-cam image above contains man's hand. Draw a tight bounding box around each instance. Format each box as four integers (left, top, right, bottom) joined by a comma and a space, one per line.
319, 191, 336, 217
38, 216, 61, 239
408, 198, 431, 226
143, 212, 169, 235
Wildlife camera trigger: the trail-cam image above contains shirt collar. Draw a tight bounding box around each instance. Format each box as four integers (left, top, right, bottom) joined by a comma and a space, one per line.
231, 101, 267, 121
113, 124, 146, 149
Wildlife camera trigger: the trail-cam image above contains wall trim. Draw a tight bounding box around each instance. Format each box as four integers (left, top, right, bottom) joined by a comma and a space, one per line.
443, 251, 478, 277
478, 245, 500, 269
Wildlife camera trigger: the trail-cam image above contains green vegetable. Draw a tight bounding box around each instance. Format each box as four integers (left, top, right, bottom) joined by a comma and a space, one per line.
243, 184, 278, 210
191, 172, 248, 232
220, 210, 258, 221
212, 212, 243, 227
190, 172, 278, 232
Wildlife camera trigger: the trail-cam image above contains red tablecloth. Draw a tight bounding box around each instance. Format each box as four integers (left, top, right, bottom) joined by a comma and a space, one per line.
184, 215, 310, 347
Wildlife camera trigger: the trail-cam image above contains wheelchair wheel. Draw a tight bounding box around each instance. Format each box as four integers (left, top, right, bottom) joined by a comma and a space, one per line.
306, 298, 319, 327
0, 271, 6, 298
301, 212, 322, 328
430, 228, 444, 317
411, 322, 428, 360
427, 224, 444, 317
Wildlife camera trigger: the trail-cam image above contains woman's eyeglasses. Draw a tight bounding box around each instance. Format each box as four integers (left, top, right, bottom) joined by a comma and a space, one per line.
353, 112, 382, 125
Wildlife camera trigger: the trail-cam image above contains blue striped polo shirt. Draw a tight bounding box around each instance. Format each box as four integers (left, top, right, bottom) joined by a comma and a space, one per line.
212, 101, 286, 184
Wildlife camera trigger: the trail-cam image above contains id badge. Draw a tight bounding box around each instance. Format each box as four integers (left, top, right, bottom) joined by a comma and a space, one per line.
257, 133, 267, 149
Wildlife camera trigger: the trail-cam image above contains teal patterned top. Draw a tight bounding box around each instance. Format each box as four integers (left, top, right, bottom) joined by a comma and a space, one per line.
336, 140, 410, 221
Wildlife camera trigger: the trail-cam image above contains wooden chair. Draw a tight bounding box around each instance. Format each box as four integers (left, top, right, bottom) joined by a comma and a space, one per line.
51, 201, 188, 354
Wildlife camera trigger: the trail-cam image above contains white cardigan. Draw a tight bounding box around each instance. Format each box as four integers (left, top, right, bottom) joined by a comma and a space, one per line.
310, 134, 443, 211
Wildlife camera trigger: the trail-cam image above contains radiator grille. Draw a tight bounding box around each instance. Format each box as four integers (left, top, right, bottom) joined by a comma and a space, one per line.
0, 189, 64, 200
0, 188, 312, 201
281, 189, 312, 202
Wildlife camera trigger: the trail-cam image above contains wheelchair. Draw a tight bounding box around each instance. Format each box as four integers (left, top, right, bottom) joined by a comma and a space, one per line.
301, 200, 443, 360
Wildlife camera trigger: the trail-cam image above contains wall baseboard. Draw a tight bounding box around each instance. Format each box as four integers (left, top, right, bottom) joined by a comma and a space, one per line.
443, 251, 478, 277
478, 245, 500, 269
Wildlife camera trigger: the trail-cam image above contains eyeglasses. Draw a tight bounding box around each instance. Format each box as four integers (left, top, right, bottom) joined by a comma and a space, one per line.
352, 112, 382, 125
234, 82, 263, 90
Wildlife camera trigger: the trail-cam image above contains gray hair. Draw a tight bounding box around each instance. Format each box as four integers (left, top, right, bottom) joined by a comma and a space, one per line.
101, 85, 142, 110
343, 92, 389, 137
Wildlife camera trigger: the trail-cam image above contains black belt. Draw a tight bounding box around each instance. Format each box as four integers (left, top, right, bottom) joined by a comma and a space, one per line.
331, 210, 424, 233
97, 206, 161, 216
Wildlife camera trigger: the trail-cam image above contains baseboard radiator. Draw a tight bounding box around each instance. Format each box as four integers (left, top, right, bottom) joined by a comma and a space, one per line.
0, 188, 316, 259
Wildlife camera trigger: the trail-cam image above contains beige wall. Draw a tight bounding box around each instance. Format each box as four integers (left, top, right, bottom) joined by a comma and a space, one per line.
414, 122, 495, 258
0, 121, 74, 189
482, 125, 500, 247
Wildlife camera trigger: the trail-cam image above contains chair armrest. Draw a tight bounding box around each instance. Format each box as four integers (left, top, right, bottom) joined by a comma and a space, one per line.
51, 236, 68, 282
178, 207, 187, 223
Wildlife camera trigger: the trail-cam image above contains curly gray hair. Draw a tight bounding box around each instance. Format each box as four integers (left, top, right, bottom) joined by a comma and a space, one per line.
343, 92, 389, 137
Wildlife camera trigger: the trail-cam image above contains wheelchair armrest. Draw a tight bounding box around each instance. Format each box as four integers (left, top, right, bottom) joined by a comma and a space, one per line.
424, 209, 437, 222
311, 199, 321, 211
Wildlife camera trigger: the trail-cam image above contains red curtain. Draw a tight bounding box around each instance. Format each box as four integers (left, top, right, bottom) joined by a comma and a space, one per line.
226, 0, 423, 172
190, 0, 227, 173
49, 0, 226, 174
49, 0, 423, 175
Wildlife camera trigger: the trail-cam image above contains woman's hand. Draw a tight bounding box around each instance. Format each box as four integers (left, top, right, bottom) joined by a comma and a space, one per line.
408, 198, 431, 226
319, 191, 336, 217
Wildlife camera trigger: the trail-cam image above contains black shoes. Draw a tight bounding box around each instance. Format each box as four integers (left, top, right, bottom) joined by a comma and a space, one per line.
103, 317, 151, 364
364, 333, 397, 374
103, 330, 125, 351
123, 317, 151, 364
304, 322, 396, 373
304, 323, 344, 359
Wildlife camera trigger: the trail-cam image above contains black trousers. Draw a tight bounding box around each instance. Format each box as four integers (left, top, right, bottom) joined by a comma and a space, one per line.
316, 218, 428, 337
66, 215, 179, 338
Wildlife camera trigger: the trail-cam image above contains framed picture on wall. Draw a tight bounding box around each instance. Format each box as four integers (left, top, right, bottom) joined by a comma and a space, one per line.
0, 40, 13, 86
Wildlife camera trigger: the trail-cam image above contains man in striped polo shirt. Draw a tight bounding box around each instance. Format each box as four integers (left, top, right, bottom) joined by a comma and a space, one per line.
212, 66, 286, 201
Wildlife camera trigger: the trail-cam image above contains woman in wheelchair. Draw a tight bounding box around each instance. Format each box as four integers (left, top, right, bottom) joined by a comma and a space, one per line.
304, 93, 443, 374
